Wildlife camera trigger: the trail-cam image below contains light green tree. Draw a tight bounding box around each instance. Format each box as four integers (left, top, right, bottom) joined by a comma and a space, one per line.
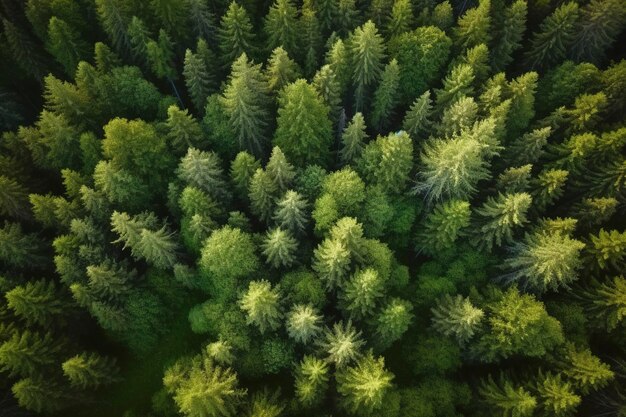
319, 321, 365, 366
286, 304, 322, 344
432, 294, 484, 345
262, 227, 298, 268
265, 47, 301, 93
349, 21, 386, 111
62, 352, 120, 389
340, 268, 385, 319
471, 193, 532, 251
266, 146, 296, 193
375, 298, 413, 348
312, 237, 351, 289
274, 190, 308, 235
219, 1, 255, 67
535, 372, 581, 417
294, 355, 329, 406
340, 112, 369, 165
239, 280, 283, 333
479, 374, 537, 417
5, 280, 68, 327
454, 0, 491, 51
264, 0, 299, 57
370, 59, 400, 131
402, 91, 433, 138
416, 200, 471, 254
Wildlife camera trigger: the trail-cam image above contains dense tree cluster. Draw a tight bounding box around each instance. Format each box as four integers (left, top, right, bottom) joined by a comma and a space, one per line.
0, 0, 625, 416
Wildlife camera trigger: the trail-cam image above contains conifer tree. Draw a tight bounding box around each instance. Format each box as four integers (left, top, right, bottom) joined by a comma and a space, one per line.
479, 375, 537, 417
535, 372, 581, 416
266, 146, 296, 193
262, 227, 298, 268
0, 330, 64, 377
264, 0, 300, 57
265, 47, 301, 93
349, 21, 386, 111
239, 280, 283, 333
94, 0, 132, 53
507, 127, 551, 166
360, 131, 414, 193
149, 0, 187, 39
524, 2, 579, 69
62, 352, 120, 389
1, 18, 48, 81
186, 0, 217, 41
167, 106, 204, 152
505, 231, 585, 293
86, 260, 134, 300
274, 190, 308, 235
312, 65, 341, 120
206, 340, 235, 365
454, 0, 492, 52
386, 0, 413, 38
573, 197, 618, 228
286, 304, 322, 344
532, 169, 568, 211
432, 1, 454, 32
146, 30, 177, 81
312, 237, 351, 289
249, 168, 278, 223
335, 0, 360, 36
299, 0, 323, 77
336, 351, 393, 414
340, 268, 384, 319
0, 222, 46, 269
375, 298, 413, 348
0, 176, 29, 219
221, 53, 271, 157
579, 276, 626, 331
274, 79, 333, 166
294, 355, 329, 406
319, 321, 364, 366
432, 294, 484, 345
218, 2, 255, 67
230, 151, 261, 199
561, 345, 614, 394
435, 64, 475, 113
329, 217, 366, 262
587, 229, 626, 271
326, 38, 351, 96
177, 148, 230, 203
5, 280, 67, 327
127, 16, 151, 61
438, 96, 479, 137
370, 58, 399, 131
12, 377, 66, 414
340, 112, 368, 165
472, 193, 532, 251
491, 0, 527, 71
46, 17, 89, 76
137, 226, 178, 269
402, 91, 433, 138
416, 200, 471, 254
183, 47, 213, 114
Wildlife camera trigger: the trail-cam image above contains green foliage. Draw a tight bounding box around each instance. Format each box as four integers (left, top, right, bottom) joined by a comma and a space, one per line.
219, 2, 255, 67
479, 374, 537, 417
294, 355, 329, 406
239, 280, 283, 333
375, 298, 413, 348
340, 268, 385, 319
286, 304, 322, 344
274, 190, 308, 235
371, 59, 400, 130
454, 0, 491, 52
535, 372, 581, 416
264, 0, 299, 57
349, 21, 386, 111
5, 280, 68, 327
319, 321, 365, 366
432, 294, 484, 345
265, 47, 301, 92
261, 228, 298, 268
472, 193, 532, 251
62, 352, 120, 389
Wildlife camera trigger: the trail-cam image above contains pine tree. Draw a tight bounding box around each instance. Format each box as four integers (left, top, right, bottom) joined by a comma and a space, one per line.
336, 351, 394, 414
294, 355, 329, 406
416, 200, 471, 254
587, 229, 626, 271
12, 377, 66, 413
340, 268, 384, 319
86, 260, 134, 300
183, 46, 214, 114
531, 169, 568, 211
0, 176, 29, 219
360, 131, 414, 193
137, 226, 178, 269
437, 96, 479, 137
386, 0, 413, 38
0, 330, 63, 377
573, 197, 618, 228
265, 47, 301, 93
524, 2, 579, 70
340, 112, 369, 165
505, 231, 585, 293
491, 0, 527, 71
230, 151, 261, 199
507, 127, 551, 166
432, 1, 454, 32
274, 79, 333, 166
249, 168, 278, 223
266, 146, 296, 193
319, 321, 365, 366
167, 106, 204, 152
564, 92, 607, 133
5, 280, 67, 327
264, 0, 300, 57
326, 38, 351, 96
435, 64, 475, 113
569, 0, 626, 64
262, 227, 298, 268
560, 345, 614, 394
335, 0, 360, 36
312, 237, 351, 289
579, 276, 626, 331
239, 280, 283, 333
206, 340, 235, 365
535, 372, 581, 416
218, 2, 256, 67
62, 352, 120, 389
286, 304, 322, 344
329, 217, 366, 262
312, 65, 341, 119
375, 298, 413, 348
454, 0, 492, 52
46, 17, 89, 76
479, 374, 537, 417
370, 59, 400, 131
402, 91, 433, 138
497, 165, 532, 194
432, 294, 484, 345
0, 222, 46, 269
300, 0, 323, 77
349, 21, 386, 111
221, 53, 271, 157
472, 193, 532, 251
186, 0, 217, 41
177, 148, 230, 203
274, 190, 308, 235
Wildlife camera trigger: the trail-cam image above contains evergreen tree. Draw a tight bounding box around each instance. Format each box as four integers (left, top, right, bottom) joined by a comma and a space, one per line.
326, 38, 351, 95
336, 351, 394, 414
300, 0, 323, 77
12, 377, 66, 414
579, 276, 626, 331
0, 176, 29, 219
206, 340, 235, 365
374, 298, 413, 348
359, 131, 413, 193
340, 112, 369, 165
274, 79, 333, 166
587, 229, 626, 271
274, 190, 308, 235
472, 193, 532, 251
0, 222, 46, 269
230, 151, 261, 199
370, 59, 400, 131
454, 0, 491, 52
46, 17, 89, 76
265, 47, 301, 93
561, 345, 614, 394
294, 355, 329, 406
94, 0, 132, 53
0, 330, 63, 377
178, 148, 231, 202
167, 106, 204, 152
127, 16, 151, 61
349, 21, 386, 111
386, 0, 413, 38
402, 91, 433, 138
416, 200, 471, 254
1, 18, 48, 81
312, 65, 341, 119
340, 268, 384, 319
264, 0, 300, 57
535, 372, 581, 416
249, 168, 278, 223
507, 127, 551, 166
136, 226, 178, 269
335, 0, 360, 36
491, 0, 527, 71
186, 0, 217, 41
184, 47, 214, 114
146, 30, 177, 81
286, 304, 322, 344
5, 280, 67, 327
266, 146, 296, 193
479, 375, 537, 417
435, 64, 475, 113
262, 227, 298, 268
432, 1, 454, 32
312, 237, 351, 289
329, 217, 367, 262
532, 169, 568, 212
524, 3, 579, 70
221, 53, 271, 157
218, 2, 255, 67
86, 260, 134, 300
497, 165, 533, 194
437, 96, 479, 137
432, 294, 484, 345
319, 321, 365, 366
62, 352, 120, 389
239, 280, 283, 333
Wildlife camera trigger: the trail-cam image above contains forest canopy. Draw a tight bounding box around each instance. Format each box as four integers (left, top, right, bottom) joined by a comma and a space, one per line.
0, 0, 625, 416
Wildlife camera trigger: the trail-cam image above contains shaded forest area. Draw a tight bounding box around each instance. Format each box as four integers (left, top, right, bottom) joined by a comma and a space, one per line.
1, 0, 626, 416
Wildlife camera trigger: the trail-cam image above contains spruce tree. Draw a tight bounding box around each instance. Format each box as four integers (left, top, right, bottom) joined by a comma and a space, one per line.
262, 227, 298, 268
0, 330, 64, 377
561, 345, 614, 394
230, 151, 261, 199
437, 96, 478, 137
286, 304, 323, 344
340, 112, 368, 165
435, 64, 475, 113
94, 0, 132, 53
294, 355, 329, 406
167, 106, 204, 152
136, 226, 178, 269
454, 0, 492, 52
218, 2, 255, 67
62, 352, 120, 389
312, 237, 351, 289
532, 169, 568, 212
340, 268, 384, 319
587, 229, 626, 271
312, 65, 341, 119
46, 17, 89, 76
535, 372, 581, 416
266, 146, 296, 193
264, 0, 300, 57
300, 0, 323, 77
432, 294, 485, 345
86, 260, 134, 300
274, 190, 308, 235
479, 375, 537, 417
0, 176, 29, 219
386, 0, 413, 38
127, 16, 151, 61
239, 280, 283, 333
319, 321, 365, 366
183, 47, 213, 114
472, 193, 532, 251
12, 377, 66, 414
5, 280, 68, 327
335, 0, 360, 36
221, 52, 271, 157
186, 0, 217, 41
265, 47, 301, 93
370, 58, 400, 131
178, 148, 230, 202
491, 0, 527, 71
349, 21, 386, 111
416, 200, 471, 254
374, 298, 413, 348
326, 38, 351, 96
402, 91, 433, 138
579, 276, 626, 331
249, 168, 278, 223
0, 222, 46, 269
